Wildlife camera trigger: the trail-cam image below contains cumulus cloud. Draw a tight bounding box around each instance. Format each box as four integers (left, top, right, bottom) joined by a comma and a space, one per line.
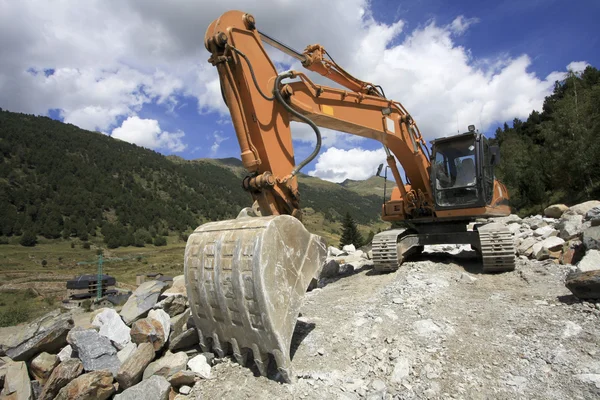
111, 116, 186, 152
308, 147, 387, 182
567, 61, 590, 73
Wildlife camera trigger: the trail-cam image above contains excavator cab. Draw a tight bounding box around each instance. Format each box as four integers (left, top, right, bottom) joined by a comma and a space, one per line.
430, 127, 499, 210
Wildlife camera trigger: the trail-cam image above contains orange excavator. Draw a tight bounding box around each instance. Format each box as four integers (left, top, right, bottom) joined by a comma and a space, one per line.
185, 10, 514, 382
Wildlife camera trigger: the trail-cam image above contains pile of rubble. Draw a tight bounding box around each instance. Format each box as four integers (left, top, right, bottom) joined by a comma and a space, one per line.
0, 276, 210, 399
491, 200, 600, 298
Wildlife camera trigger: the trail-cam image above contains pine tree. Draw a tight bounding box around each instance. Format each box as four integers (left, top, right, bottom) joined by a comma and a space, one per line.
339, 212, 364, 249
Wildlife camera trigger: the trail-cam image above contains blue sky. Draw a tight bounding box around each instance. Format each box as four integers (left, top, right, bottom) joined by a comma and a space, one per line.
0, 0, 598, 181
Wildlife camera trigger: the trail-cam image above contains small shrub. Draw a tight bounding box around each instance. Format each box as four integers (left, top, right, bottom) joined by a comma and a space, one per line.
153, 236, 167, 246
19, 231, 37, 247
82, 242, 91, 249
0, 303, 31, 327
71, 242, 75, 249
81, 300, 92, 312
0, 237, 9, 245
41, 259, 47, 267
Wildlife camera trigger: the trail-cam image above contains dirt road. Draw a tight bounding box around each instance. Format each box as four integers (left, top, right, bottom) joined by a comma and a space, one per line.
193, 248, 600, 399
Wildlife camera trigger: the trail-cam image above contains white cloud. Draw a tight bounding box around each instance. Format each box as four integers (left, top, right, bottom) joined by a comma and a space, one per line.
210, 131, 228, 155
111, 116, 186, 152
308, 147, 387, 182
567, 61, 589, 73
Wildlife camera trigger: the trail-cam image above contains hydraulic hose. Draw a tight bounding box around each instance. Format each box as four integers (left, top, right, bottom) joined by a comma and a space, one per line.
274, 71, 322, 177
228, 45, 275, 101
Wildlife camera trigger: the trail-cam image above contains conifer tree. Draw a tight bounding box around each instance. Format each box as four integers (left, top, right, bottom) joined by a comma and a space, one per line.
339, 212, 364, 249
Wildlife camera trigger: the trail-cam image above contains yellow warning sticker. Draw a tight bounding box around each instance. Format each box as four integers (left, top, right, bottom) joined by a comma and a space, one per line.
321, 105, 334, 116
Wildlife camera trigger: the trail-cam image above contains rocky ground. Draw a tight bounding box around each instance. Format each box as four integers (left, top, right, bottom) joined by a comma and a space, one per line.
1, 201, 600, 399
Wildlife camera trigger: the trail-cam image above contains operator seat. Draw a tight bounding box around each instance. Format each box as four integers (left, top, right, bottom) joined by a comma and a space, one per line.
456, 158, 476, 186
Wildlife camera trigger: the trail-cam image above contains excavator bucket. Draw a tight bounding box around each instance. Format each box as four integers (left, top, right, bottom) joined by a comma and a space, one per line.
184, 215, 326, 382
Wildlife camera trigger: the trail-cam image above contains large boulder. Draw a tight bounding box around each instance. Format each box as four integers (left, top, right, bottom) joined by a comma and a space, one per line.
162, 276, 186, 298
0, 361, 32, 399
130, 317, 166, 352
147, 309, 171, 342
577, 250, 600, 272
116, 342, 155, 390
153, 295, 187, 318
114, 375, 171, 400
342, 244, 356, 253
168, 370, 196, 388
67, 328, 120, 377
117, 342, 137, 364
327, 246, 343, 257
585, 207, 600, 227
533, 236, 565, 260
120, 280, 168, 325
493, 215, 522, 225
2, 310, 74, 362
39, 359, 83, 400
560, 240, 585, 265
522, 216, 546, 230
30, 352, 59, 384
557, 214, 584, 240
583, 226, 600, 251
544, 204, 568, 218
534, 225, 558, 239
566, 270, 600, 299
566, 200, 600, 216
54, 370, 114, 400
143, 351, 188, 380
92, 308, 131, 351
319, 259, 340, 279
168, 310, 190, 343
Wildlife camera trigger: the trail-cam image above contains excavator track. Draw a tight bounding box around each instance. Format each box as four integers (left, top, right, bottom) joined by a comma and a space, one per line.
477, 223, 516, 273
184, 215, 326, 382
372, 229, 407, 273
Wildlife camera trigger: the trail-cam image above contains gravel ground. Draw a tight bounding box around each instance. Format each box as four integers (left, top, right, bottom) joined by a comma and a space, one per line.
191, 248, 600, 400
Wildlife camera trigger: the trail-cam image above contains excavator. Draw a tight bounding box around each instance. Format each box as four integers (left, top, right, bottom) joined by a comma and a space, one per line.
184, 10, 515, 382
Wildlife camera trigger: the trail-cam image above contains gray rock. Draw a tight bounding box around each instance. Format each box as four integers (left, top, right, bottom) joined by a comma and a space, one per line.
578, 250, 600, 272
585, 207, 600, 226
92, 308, 131, 351
148, 309, 171, 343
342, 244, 356, 253
2, 310, 74, 362
162, 275, 186, 298
54, 370, 114, 400
169, 328, 199, 352
508, 223, 522, 235
532, 236, 565, 260
120, 280, 168, 325
523, 216, 547, 230
117, 342, 137, 364
179, 385, 192, 395
534, 225, 558, 239
545, 204, 568, 218
154, 295, 187, 317
517, 237, 538, 257
31, 380, 42, 399
583, 226, 600, 250
566, 270, 600, 300
57, 345, 73, 362
493, 214, 522, 224
67, 328, 120, 377
390, 358, 410, 383
459, 272, 477, 284
558, 214, 584, 240
30, 352, 59, 384
39, 359, 83, 400
143, 351, 188, 380
0, 361, 32, 400
327, 246, 343, 257
114, 375, 171, 400
320, 259, 340, 278
116, 342, 155, 390
187, 354, 211, 379
566, 201, 600, 216
169, 310, 190, 343
168, 370, 196, 388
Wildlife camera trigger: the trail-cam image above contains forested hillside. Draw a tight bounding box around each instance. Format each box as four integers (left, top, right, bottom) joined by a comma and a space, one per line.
0, 110, 381, 247
493, 66, 600, 216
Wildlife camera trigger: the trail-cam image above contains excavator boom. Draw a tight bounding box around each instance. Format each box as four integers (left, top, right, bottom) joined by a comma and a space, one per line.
185, 10, 514, 382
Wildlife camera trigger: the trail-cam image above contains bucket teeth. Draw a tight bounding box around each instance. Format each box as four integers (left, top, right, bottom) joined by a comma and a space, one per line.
184, 215, 327, 381
252, 344, 269, 377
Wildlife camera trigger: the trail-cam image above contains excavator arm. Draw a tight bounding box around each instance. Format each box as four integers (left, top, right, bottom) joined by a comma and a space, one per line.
204, 10, 434, 221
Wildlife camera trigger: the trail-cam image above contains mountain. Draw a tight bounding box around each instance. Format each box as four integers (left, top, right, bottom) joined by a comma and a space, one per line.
0, 109, 387, 247
340, 176, 396, 197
